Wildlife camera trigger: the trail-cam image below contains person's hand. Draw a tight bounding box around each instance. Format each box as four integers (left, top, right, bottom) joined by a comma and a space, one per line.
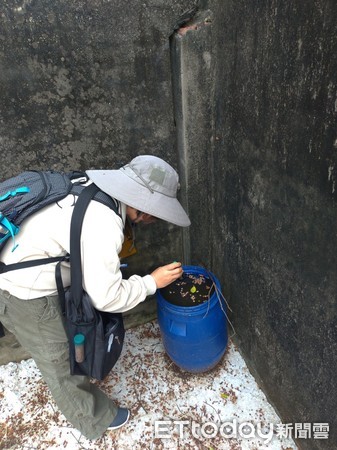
151, 262, 183, 289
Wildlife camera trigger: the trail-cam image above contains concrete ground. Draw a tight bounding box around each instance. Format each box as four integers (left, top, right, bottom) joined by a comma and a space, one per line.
0, 321, 298, 450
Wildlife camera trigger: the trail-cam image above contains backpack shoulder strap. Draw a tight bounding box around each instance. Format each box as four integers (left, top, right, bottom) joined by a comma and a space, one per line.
70, 183, 121, 217
68, 183, 101, 307
55, 184, 120, 311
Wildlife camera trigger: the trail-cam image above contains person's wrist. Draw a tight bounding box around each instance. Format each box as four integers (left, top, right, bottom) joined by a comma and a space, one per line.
143, 274, 157, 294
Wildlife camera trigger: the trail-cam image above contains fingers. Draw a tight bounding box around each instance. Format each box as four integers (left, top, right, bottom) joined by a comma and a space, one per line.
167, 261, 182, 269
150, 262, 184, 289
167, 265, 183, 280
166, 262, 183, 280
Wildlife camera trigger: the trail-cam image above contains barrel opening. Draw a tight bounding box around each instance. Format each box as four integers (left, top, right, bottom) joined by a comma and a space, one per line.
160, 271, 215, 307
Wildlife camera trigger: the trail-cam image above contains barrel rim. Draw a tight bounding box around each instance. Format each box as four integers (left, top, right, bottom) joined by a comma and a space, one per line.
157, 265, 223, 315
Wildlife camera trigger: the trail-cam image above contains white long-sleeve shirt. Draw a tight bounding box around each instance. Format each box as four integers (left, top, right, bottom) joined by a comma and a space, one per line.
0, 193, 157, 313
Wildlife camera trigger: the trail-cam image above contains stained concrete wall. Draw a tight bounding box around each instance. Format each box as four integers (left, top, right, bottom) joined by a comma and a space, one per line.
0, 0, 199, 308
194, 1, 336, 449
0, 0, 195, 177
1, 0, 337, 448
0, 0, 198, 359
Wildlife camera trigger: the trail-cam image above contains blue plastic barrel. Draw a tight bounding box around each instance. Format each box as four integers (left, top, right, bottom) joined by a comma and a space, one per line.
156, 265, 228, 373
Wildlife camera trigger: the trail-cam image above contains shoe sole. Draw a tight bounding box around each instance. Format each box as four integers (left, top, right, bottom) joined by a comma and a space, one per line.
107, 410, 130, 431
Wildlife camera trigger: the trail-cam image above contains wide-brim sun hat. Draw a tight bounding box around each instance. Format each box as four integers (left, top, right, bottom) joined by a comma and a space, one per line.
86, 155, 191, 227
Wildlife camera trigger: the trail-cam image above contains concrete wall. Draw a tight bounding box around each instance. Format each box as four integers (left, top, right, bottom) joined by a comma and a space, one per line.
0, 0, 194, 175
0, 0, 198, 358
0, 0, 200, 277
204, 1, 336, 448
168, 0, 337, 448
1, 0, 336, 448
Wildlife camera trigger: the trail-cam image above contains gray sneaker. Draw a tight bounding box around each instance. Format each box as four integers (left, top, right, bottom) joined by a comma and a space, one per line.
107, 408, 130, 431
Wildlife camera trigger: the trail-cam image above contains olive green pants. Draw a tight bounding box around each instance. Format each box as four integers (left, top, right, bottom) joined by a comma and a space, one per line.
0, 289, 118, 440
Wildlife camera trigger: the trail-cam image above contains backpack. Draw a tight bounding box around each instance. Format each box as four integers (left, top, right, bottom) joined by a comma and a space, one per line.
0, 170, 84, 254
0, 170, 119, 269
55, 183, 125, 380
0, 172, 125, 379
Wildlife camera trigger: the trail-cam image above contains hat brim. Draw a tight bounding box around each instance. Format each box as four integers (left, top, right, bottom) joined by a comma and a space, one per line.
86, 169, 191, 227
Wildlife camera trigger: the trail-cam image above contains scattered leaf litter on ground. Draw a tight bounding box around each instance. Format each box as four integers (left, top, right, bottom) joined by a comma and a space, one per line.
0, 321, 297, 450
